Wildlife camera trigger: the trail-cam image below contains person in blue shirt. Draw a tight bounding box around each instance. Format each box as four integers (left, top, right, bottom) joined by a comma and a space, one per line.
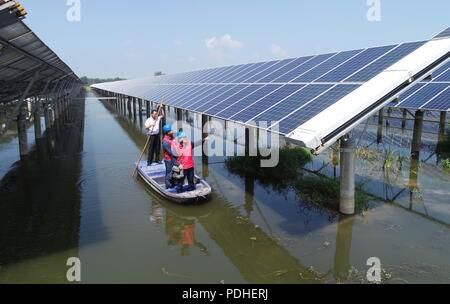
162, 124, 178, 189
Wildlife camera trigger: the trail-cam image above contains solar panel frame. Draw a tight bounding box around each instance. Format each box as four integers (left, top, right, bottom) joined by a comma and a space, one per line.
231, 60, 278, 83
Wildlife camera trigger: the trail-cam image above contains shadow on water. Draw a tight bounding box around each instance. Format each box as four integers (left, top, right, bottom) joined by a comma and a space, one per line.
0, 94, 89, 283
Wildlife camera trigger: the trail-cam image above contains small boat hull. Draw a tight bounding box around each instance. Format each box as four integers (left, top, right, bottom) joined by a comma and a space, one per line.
136, 161, 211, 204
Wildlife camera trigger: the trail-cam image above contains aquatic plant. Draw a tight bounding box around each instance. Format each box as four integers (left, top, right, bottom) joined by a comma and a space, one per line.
225, 147, 313, 182
442, 158, 450, 172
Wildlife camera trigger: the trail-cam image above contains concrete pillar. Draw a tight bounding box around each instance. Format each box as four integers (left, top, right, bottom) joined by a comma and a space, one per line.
133, 97, 137, 118
339, 136, 355, 215
138, 99, 143, 117
438, 111, 447, 142
377, 109, 383, 144
17, 110, 28, 156
411, 110, 424, 159
202, 114, 209, 177
44, 103, 51, 130
176, 108, 183, 130
401, 109, 407, 130
146, 100, 151, 118
34, 99, 42, 140
245, 127, 258, 157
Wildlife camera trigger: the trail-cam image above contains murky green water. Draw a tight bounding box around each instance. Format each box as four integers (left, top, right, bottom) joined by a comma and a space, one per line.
1, 93, 449, 283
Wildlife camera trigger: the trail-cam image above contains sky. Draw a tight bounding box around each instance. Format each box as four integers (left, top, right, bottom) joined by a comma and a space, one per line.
19, 0, 450, 79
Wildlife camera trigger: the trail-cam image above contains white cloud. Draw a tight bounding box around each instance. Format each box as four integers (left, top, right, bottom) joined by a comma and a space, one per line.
270, 44, 288, 58
205, 34, 243, 51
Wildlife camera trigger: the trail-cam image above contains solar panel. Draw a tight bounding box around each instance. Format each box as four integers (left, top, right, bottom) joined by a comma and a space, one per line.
275, 84, 361, 134
244, 59, 295, 83
421, 87, 450, 110
347, 41, 425, 82
292, 50, 362, 83
230, 84, 305, 122
194, 84, 248, 112
204, 84, 263, 114
317, 45, 397, 82
398, 83, 449, 109
218, 84, 283, 119
434, 27, 450, 39
256, 56, 313, 83
272, 53, 336, 83
251, 84, 333, 125
92, 27, 450, 152
435, 68, 450, 81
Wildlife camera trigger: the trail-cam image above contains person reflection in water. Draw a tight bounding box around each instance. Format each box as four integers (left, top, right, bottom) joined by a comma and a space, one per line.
165, 210, 209, 256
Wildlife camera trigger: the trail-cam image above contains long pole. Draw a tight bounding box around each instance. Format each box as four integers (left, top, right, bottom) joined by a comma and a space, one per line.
132, 101, 163, 177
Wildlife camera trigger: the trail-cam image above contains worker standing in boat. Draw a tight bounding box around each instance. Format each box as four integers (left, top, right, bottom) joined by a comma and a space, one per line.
162, 124, 177, 189
145, 107, 165, 166
171, 131, 195, 193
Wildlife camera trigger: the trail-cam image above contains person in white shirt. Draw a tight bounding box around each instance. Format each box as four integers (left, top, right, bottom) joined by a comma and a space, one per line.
144, 106, 165, 166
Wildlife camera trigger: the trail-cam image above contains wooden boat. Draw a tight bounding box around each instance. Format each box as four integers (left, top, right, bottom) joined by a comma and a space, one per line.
136, 161, 211, 204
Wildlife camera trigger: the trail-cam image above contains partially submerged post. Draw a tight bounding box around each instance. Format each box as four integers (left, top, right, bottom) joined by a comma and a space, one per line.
339, 135, 355, 215
33, 98, 42, 140
438, 111, 447, 142
17, 109, 28, 157
411, 110, 424, 159
202, 114, 209, 177
146, 100, 151, 118
377, 109, 383, 144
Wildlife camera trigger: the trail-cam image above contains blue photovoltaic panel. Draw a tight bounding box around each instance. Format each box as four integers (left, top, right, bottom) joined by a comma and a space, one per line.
275, 84, 361, 134
243, 59, 295, 83
205, 84, 264, 115
230, 84, 305, 122
153, 85, 186, 101
218, 84, 283, 119
435, 69, 450, 81
292, 50, 362, 83
164, 85, 201, 102
272, 53, 336, 83
432, 61, 450, 77
421, 87, 450, 110
347, 41, 425, 82
254, 84, 333, 124
210, 65, 246, 83
399, 83, 449, 108
317, 45, 397, 82
202, 66, 237, 83
183, 84, 231, 109
178, 85, 225, 108
231, 61, 276, 83
256, 56, 313, 83
390, 82, 427, 107
170, 85, 209, 106
434, 27, 450, 39
193, 85, 247, 112
219, 63, 255, 83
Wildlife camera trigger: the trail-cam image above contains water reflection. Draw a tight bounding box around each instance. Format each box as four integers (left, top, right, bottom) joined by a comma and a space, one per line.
0, 94, 86, 283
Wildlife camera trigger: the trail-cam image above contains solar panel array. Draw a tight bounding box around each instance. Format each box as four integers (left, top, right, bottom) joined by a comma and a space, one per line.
93, 41, 430, 135
392, 60, 450, 111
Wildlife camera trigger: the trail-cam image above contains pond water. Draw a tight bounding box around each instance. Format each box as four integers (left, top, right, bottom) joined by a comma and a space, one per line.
0, 92, 449, 283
